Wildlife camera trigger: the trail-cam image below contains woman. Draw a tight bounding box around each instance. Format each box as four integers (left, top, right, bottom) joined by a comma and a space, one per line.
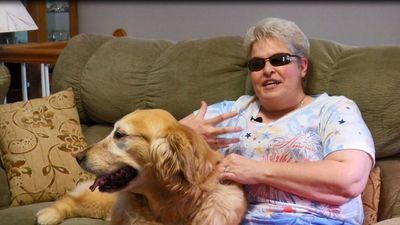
180, 17, 374, 225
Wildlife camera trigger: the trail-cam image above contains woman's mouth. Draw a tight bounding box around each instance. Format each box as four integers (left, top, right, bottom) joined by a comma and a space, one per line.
262, 79, 281, 88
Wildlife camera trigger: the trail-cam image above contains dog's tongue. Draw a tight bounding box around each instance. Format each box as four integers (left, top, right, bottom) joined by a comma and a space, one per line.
89, 175, 108, 192
88, 167, 138, 192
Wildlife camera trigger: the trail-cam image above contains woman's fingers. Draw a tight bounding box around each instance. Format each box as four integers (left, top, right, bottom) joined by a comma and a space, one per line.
203, 126, 242, 139
180, 101, 242, 148
207, 111, 238, 125
207, 137, 240, 149
215, 126, 242, 135
197, 100, 208, 118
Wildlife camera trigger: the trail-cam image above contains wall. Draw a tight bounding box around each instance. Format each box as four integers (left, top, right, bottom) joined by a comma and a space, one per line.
78, 1, 400, 46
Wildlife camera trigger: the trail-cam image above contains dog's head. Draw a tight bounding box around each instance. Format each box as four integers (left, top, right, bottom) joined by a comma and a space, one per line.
77, 109, 221, 193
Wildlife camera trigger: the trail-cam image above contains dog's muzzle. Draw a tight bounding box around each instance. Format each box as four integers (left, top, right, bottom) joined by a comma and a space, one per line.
74, 150, 138, 193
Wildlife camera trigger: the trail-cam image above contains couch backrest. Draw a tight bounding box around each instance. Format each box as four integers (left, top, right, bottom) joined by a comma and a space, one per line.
52, 34, 249, 124
52, 34, 400, 159
306, 39, 400, 159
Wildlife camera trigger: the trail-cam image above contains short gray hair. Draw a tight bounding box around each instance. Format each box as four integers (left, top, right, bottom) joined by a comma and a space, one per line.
244, 17, 310, 58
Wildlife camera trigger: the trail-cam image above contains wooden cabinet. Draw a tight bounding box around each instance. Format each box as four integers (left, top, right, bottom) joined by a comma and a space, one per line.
26, 0, 78, 43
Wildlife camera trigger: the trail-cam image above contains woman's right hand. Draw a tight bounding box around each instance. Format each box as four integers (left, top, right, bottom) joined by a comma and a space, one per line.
179, 101, 242, 149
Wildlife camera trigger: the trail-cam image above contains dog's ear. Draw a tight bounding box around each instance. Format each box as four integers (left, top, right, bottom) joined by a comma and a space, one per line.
150, 137, 185, 191
150, 124, 218, 191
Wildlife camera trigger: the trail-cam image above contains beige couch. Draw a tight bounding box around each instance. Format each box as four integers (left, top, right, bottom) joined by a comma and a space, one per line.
0, 34, 399, 225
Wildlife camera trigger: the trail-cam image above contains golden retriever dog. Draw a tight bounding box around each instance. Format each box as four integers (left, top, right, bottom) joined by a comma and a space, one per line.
36, 109, 247, 225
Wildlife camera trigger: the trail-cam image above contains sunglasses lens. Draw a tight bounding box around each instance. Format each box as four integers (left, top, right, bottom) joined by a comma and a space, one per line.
248, 54, 297, 72
248, 58, 265, 71
269, 54, 291, 67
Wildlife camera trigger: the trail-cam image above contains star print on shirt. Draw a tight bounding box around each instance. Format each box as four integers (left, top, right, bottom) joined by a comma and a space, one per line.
339, 119, 346, 124
245, 133, 252, 139
238, 109, 245, 115
262, 132, 270, 139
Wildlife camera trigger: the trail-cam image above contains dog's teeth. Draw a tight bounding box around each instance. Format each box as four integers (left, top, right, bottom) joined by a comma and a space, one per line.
89, 184, 97, 192
90, 177, 103, 192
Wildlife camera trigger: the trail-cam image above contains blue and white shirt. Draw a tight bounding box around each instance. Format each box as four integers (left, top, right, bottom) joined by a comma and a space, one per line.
199, 93, 375, 225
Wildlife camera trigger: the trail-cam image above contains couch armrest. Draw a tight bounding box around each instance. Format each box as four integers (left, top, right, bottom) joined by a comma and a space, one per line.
375, 217, 400, 225
0, 64, 11, 103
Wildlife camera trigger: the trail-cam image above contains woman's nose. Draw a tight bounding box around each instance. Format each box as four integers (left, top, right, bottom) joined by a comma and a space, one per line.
262, 62, 274, 76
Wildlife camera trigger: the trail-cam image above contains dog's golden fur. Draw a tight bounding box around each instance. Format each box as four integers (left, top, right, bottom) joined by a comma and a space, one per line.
36, 109, 247, 225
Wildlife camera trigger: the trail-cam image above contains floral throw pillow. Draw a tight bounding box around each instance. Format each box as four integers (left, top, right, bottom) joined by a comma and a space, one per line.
0, 88, 92, 206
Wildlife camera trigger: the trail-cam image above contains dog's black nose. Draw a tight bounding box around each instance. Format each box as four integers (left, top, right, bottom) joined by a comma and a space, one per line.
74, 151, 87, 165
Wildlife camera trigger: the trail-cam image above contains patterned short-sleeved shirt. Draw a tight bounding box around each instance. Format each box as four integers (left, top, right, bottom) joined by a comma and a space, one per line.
199, 93, 375, 225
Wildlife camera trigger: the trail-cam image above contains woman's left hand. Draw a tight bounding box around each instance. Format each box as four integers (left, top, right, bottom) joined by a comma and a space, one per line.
179, 101, 242, 149
218, 150, 373, 205
218, 153, 264, 184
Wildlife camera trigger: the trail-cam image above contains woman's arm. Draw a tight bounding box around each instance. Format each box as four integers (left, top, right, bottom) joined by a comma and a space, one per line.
218, 149, 373, 206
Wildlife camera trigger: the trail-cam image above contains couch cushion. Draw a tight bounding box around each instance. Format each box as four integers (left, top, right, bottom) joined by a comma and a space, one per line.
307, 39, 400, 158
0, 202, 51, 225
145, 36, 248, 120
0, 89, 92, 206
80, 37, 173, 122
376, 159, 400, 221
0, 167, 10, 208
0, 201, 108, 225
52, 34, 114, 124
53, 35, 249, 123
375, 217, 400, 225
82, 124, 113, 145
60, 218, 108, 225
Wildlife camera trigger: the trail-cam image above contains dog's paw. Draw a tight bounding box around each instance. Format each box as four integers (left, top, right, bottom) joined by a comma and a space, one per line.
36, 207, 64, 225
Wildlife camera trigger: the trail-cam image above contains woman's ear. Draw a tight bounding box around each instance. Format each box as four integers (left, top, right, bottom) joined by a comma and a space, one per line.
300, 57, 308, 78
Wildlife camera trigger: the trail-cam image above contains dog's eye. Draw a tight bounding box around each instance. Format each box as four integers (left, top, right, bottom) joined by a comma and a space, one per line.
114, 131, 126, 139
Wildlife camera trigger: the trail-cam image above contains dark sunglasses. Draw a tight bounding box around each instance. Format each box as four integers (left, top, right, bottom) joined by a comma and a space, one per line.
247, 53, 301, 72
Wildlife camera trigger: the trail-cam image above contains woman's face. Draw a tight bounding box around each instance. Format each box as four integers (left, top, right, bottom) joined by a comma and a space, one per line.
249, 38, 308, 103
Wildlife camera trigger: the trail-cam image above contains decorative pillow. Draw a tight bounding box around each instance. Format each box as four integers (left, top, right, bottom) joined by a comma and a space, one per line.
362, 166, 381, 225
0, 88, 92, 206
